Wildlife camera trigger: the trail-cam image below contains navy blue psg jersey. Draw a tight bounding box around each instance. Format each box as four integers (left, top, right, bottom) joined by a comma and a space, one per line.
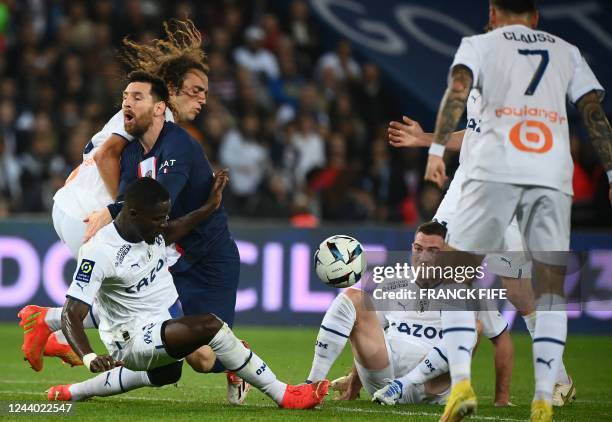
113, 121, 229, 264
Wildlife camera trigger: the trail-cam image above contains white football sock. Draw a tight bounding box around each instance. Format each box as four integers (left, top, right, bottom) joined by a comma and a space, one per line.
208, 323, 287, 404
354, 359, 393, 395
45, 308, 63, 332
53, 330, 69, 345
68, 367, 152, 401
306, 294, 356, 382
533, 294, 567, 403
524, 310, 570, 385
46, 304, 100, 332
555, 359, 571, 385
522, 312, 536, 338
397, 343, 449, 388
441, 311, 476, 386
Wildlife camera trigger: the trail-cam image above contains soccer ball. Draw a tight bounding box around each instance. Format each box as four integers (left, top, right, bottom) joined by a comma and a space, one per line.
314, 235, 367, 288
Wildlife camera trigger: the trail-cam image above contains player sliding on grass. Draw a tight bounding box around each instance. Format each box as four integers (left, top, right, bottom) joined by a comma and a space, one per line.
47, 177, 329, 408
422, 0, 609, 420
19, 20, 251, 404
305, 222, 511, 406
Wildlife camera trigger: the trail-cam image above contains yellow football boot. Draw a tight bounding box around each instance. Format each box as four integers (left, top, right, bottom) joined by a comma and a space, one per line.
530, 399, 553, 422
439, 379, 477, 422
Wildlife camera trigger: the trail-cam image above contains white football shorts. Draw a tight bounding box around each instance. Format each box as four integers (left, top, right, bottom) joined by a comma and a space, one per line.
477, 309, 508, 339
447, 179, 571, 266
106, 317, 177, 371
355, 332, 448, 404
435, 211, 532, 279
52, 202, 86, 257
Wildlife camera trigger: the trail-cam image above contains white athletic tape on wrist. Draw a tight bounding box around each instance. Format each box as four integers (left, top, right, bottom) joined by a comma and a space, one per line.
607, 170, 612, 183
428, 143, 445, 157
82, 353, 97, 370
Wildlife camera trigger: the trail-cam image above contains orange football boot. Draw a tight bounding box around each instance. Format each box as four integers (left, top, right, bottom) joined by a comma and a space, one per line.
47, 384, 73, 401
18, 305, 52, 371
279, 380, 329, 409
44, 332, 83, 367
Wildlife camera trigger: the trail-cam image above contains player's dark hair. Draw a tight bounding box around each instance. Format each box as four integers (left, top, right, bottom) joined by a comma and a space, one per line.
416, 221, 448, 239
120, 19, 208, 92
491, 0, 537, 14
157, 56, 207, 92
124, 178, 170, 209
127, 71, 169, 103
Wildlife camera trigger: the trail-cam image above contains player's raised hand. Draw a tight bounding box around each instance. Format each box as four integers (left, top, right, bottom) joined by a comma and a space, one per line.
207, 169, 229, 211
88, 355, 124, 373
388, 116, 430, 148
83, 208, 112, 243
424, 154, 447, 188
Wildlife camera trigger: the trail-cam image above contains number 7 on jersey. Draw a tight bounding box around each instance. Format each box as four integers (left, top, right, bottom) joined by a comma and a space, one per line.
517, 49, 549, 96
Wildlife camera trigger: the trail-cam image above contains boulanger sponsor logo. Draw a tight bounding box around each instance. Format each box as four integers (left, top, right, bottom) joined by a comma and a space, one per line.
509, 120, 553, 153
494, 106, 567, 124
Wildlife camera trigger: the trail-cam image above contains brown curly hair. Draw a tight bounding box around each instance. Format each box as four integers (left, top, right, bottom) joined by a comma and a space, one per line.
120, 19, 208, 92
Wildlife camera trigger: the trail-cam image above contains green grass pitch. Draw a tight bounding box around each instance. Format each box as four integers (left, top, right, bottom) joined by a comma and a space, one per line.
0, 323, 610, 421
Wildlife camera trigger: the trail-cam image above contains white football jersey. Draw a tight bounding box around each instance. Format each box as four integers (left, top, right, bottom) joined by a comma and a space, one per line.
452, 24, 604, 195
65, 223, 178, 347
375, 274, 506, 350
53, 108, 174, 220
376, 279, 444, 350
382, 307, 443, 351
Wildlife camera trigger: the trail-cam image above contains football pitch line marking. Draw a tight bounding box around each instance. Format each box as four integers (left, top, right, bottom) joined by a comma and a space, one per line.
332, 407, 527, 421
0, 390, 529, 421
2, 390, 602, 420
269, 404, 527, 421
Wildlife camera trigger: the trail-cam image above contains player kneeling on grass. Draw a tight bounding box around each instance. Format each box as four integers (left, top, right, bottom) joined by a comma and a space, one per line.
306, 221, 512, 406
47, 177, 328, 409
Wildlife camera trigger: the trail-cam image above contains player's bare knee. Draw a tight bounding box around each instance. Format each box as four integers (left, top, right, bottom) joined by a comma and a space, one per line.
186, 346, 216, 373
343, 288, 366, 315
343, 288, 361, 304
147, 360, 183, 386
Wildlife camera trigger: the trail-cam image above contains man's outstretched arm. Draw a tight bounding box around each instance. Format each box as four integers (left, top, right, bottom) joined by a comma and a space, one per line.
388, 116, 465, 151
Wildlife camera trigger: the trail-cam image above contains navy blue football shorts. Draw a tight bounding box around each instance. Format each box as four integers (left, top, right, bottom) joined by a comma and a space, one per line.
172, 235, 240, 327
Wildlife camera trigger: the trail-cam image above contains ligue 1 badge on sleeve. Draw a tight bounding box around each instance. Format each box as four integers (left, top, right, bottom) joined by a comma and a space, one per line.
75, 259, 96, 283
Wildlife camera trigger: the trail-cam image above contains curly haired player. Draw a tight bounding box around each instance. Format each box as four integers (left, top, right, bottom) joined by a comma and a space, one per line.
20, 20, 252, 405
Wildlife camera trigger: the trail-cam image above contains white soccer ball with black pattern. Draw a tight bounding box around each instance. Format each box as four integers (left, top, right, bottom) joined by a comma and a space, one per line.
314, 235, 367, 288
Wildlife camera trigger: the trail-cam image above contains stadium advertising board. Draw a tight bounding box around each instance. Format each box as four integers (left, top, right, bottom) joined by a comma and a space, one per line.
0, 220, 610, 332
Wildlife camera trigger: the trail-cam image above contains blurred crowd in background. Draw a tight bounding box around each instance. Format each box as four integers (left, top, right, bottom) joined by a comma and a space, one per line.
0, 0, 609, 227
